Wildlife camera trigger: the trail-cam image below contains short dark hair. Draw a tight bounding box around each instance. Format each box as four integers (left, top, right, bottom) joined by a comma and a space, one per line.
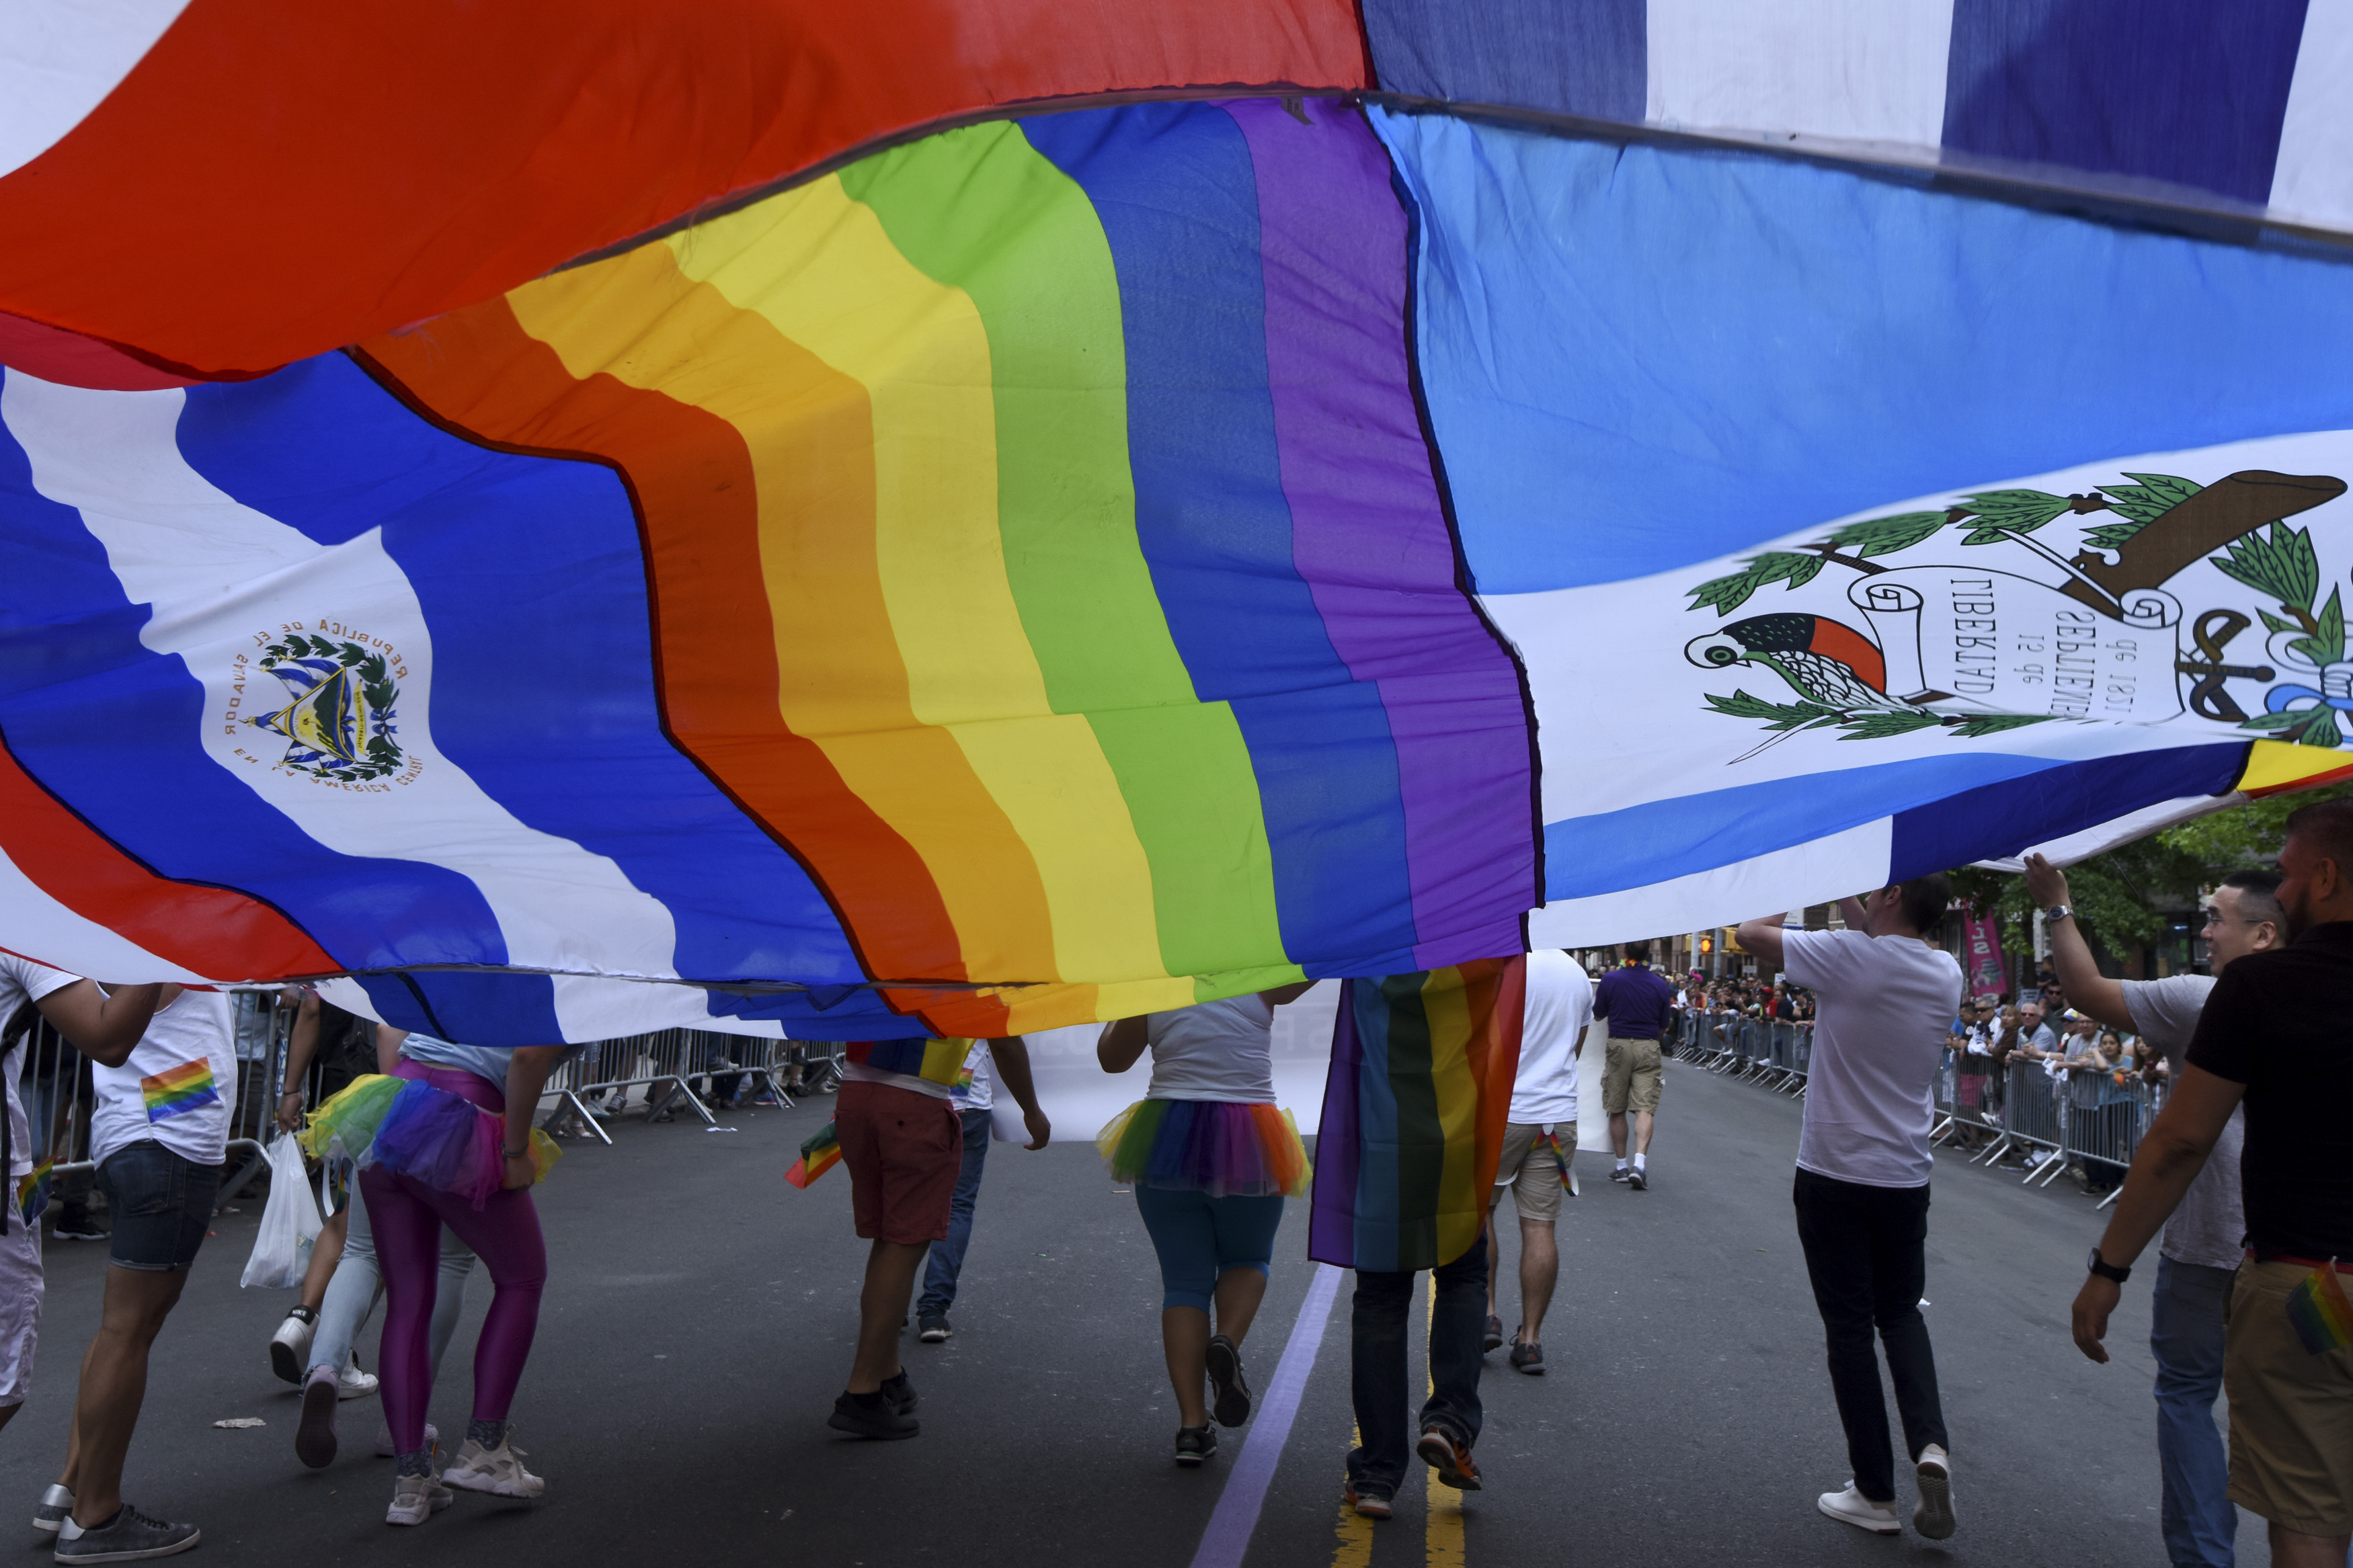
1623, 939, 1651, 962
1898, 873, 1950, 934
2284, 798, 2353, 877
2219, 867, 2285, 926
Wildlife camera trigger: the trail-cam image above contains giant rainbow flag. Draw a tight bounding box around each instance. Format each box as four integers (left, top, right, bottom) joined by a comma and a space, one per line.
7, 5, 2353, 1043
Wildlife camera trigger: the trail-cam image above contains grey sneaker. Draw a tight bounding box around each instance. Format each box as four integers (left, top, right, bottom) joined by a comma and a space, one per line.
52, 1503, 200, 1561
441, 1436, 544, 1499
296, 1366, 340, 1470
32, 1484, 73, 1535
385, 1474, 452, 1527
916, 1314, 951, 1344
1205, 1334, 1252, 1428
268, 1309, 315, 1385
1914, 1446, 1955, 1540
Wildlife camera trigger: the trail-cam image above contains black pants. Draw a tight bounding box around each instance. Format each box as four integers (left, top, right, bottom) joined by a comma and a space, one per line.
1792, 1167, 1947, 1502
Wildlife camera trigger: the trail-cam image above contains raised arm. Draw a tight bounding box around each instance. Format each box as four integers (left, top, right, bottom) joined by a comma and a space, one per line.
984, 1036, 1051, 1150
1734, 914, 1788, 971
35, 981, 168, 1068
2069, 1065, 2245, 1362
2022, 855, 2130, 1031
1097, 1016, 1150, 1075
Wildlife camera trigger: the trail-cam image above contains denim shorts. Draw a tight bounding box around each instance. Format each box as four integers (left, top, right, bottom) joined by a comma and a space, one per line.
95, 1141, 223, 1272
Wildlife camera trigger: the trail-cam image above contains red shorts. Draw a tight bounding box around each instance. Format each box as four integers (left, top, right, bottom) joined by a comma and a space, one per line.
836, 1079, 961, 1244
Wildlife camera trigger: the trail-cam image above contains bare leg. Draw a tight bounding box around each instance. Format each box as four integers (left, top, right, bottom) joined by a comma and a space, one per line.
1162, 1306, 1210, 1427
297, 1206, 348, 1313
2267, 1522, 2351, 1567
59, 1266, 187, 1526
1609, 1112, 1629, 1159
846, 1240, 928, 1394
1516, 1217, 1558, 1342
1631, 1110, 1656, 1157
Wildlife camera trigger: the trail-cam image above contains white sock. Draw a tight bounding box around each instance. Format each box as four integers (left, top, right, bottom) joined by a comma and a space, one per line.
1633, 1153, 1647, 1171
1614, 1158, 1630, 1171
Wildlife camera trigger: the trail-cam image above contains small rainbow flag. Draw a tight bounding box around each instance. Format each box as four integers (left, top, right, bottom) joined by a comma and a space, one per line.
1310, 958, 1525, 1273
1533, 1129, 1573, 1185
844, 1038, 972, 1090
785, 1120, 842, 1190
15, 1160, 52, 1229
2284, 1260, 2353, 1356
141, 1059, 220, 1123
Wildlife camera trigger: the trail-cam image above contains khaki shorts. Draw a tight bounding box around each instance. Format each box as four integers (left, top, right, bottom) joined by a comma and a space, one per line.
1488, 1122, 1577, 1223
2225, 1259, 2353, 1536
1603, 1037, 1663, 1115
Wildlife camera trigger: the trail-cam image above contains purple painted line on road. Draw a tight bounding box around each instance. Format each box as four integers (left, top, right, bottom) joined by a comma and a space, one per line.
1187, 1262, 1345, 1568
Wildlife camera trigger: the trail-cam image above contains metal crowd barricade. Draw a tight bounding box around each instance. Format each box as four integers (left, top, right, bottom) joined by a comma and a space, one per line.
543, 1030, 838, 1143
2066, 1073, 2155, 1210
1977, 1057, 2070, 1185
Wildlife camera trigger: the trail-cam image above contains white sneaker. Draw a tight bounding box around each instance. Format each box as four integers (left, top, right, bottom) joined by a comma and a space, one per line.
375, 1419, 438, 1459
385, 1473, 453, 1526
442, 1436, 544, 1499
338, 1354, 380, 1401
1914, 1446, 1955, 1539
270, 1311, 316, 1385
1818, 1482, 1901, 1534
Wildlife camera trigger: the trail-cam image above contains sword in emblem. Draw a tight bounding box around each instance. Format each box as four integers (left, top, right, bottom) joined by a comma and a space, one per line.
2174, 610, 2274, 722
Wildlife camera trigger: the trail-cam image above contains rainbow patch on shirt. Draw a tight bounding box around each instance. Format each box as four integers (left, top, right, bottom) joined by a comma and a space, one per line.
141, 1059, 221, 1123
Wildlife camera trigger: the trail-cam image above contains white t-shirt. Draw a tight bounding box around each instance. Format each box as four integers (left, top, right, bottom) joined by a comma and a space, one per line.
2123, 975, 2245, 1271
89, 987, 239, 1168
1144, 995, 1277, 1104
1, 955, 77, 1180
951, 1041, 995, 1113
1511, 950, 1593, 1125
1784, 929, 1964, 1188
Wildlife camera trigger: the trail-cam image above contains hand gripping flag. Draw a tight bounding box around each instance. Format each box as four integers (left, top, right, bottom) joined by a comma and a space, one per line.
1309, 958, 1523, 1274
785, 1122, 842, 1190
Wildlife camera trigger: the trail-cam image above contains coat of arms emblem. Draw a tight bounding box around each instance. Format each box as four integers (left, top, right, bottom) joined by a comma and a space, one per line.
247, 633, 404, 782
1683, 468, 2352, 759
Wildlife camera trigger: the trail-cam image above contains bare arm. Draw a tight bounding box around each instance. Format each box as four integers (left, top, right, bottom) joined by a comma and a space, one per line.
983, 1036, 1051, 1149
1097, 1016, 1150, 1075
2022, 855, 2130, 1030
275, 991, 322, 1130
35, 981, 167, 1067
2070, 1065, 2245, 1362
499, 1045, 567, 1188
373, 1023, 405, 1074
1259, 981, 1315, 1007
1734, 915, 1788, 971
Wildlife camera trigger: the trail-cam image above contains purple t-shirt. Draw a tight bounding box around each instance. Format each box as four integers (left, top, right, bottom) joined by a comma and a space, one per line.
1595, 964, 1675, 1039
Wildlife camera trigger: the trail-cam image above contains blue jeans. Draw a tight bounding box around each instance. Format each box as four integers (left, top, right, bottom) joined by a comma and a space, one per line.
1347, 1235, 1488, 1497
915, 1110, 991, 1319
2152, 1256, 2235, 1567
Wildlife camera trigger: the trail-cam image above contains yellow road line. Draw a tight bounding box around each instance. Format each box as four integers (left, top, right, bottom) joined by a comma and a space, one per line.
1332, 1423, 1375, 1568
1423, 1277, 1466, 1568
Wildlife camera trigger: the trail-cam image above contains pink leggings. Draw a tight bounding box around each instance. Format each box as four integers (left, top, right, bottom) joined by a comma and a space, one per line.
360, 1061, 546, 1455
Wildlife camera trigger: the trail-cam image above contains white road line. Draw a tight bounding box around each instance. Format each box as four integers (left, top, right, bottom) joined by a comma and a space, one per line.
1189, 1262, 1344, 1568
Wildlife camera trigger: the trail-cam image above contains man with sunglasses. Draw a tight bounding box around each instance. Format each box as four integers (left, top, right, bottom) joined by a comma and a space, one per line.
2025, 854, 2282, 1568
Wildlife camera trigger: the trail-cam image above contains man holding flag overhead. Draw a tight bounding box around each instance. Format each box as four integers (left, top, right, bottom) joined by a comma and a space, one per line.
1740, 882, 1963, 1543
2073, 800, 2353, 1568
823, 1034, 1048, 1441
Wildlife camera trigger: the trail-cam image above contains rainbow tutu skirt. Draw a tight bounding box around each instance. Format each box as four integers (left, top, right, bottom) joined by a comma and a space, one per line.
298, 1073, 559, 1208
1095, 1098, 1309, 1199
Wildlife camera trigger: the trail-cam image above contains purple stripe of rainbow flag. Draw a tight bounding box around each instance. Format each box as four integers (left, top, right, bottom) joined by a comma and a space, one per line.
141, 1058, 220, 1122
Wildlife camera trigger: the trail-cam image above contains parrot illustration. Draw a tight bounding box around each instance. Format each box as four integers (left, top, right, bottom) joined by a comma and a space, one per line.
1683, 613, 1901, 712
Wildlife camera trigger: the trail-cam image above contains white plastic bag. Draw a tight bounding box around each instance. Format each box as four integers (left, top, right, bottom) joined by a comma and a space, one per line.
241, 1134, 323, 1289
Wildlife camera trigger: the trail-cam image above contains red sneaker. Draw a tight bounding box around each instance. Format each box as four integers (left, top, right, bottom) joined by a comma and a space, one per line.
1345, 1482, 1394, 1520
1417, 1426, 1482, 1491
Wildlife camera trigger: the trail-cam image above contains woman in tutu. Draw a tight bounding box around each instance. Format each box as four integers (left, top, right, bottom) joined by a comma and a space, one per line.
1096, 983, 1314, 1466
305, 1028, 566, 1526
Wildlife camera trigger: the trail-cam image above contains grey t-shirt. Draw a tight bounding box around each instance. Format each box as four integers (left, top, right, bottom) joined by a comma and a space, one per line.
2124, 975, 2245, 1270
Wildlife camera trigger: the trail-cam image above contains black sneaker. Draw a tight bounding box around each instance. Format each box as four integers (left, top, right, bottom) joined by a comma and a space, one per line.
1628, 1165, 1648, 1191
916, 1314, 952, 1344
1205, 1335, 1251, 1428
33, 1484, 73, 1534
827, 1390, 918, 1440
879, 1370, 918, 1417
1417, 1426, 1482, 1491
52, 1211, 106, 1242
1482, 1314, 1504, 1353
1173, 1425, 1218, 1467
1608, 1167, 1632, 1184
1509, 1339, 1544, 1375
53, 1503, 200, 1561
295, 1366, 340, 1470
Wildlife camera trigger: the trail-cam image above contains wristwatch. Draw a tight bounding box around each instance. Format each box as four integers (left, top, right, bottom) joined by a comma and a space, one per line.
2044, 903, 2073, 924
2086, 1246, 2130, 1284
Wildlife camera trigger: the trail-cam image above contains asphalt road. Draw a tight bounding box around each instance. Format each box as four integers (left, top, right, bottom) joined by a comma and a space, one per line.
0, 1056, 2270, 1567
